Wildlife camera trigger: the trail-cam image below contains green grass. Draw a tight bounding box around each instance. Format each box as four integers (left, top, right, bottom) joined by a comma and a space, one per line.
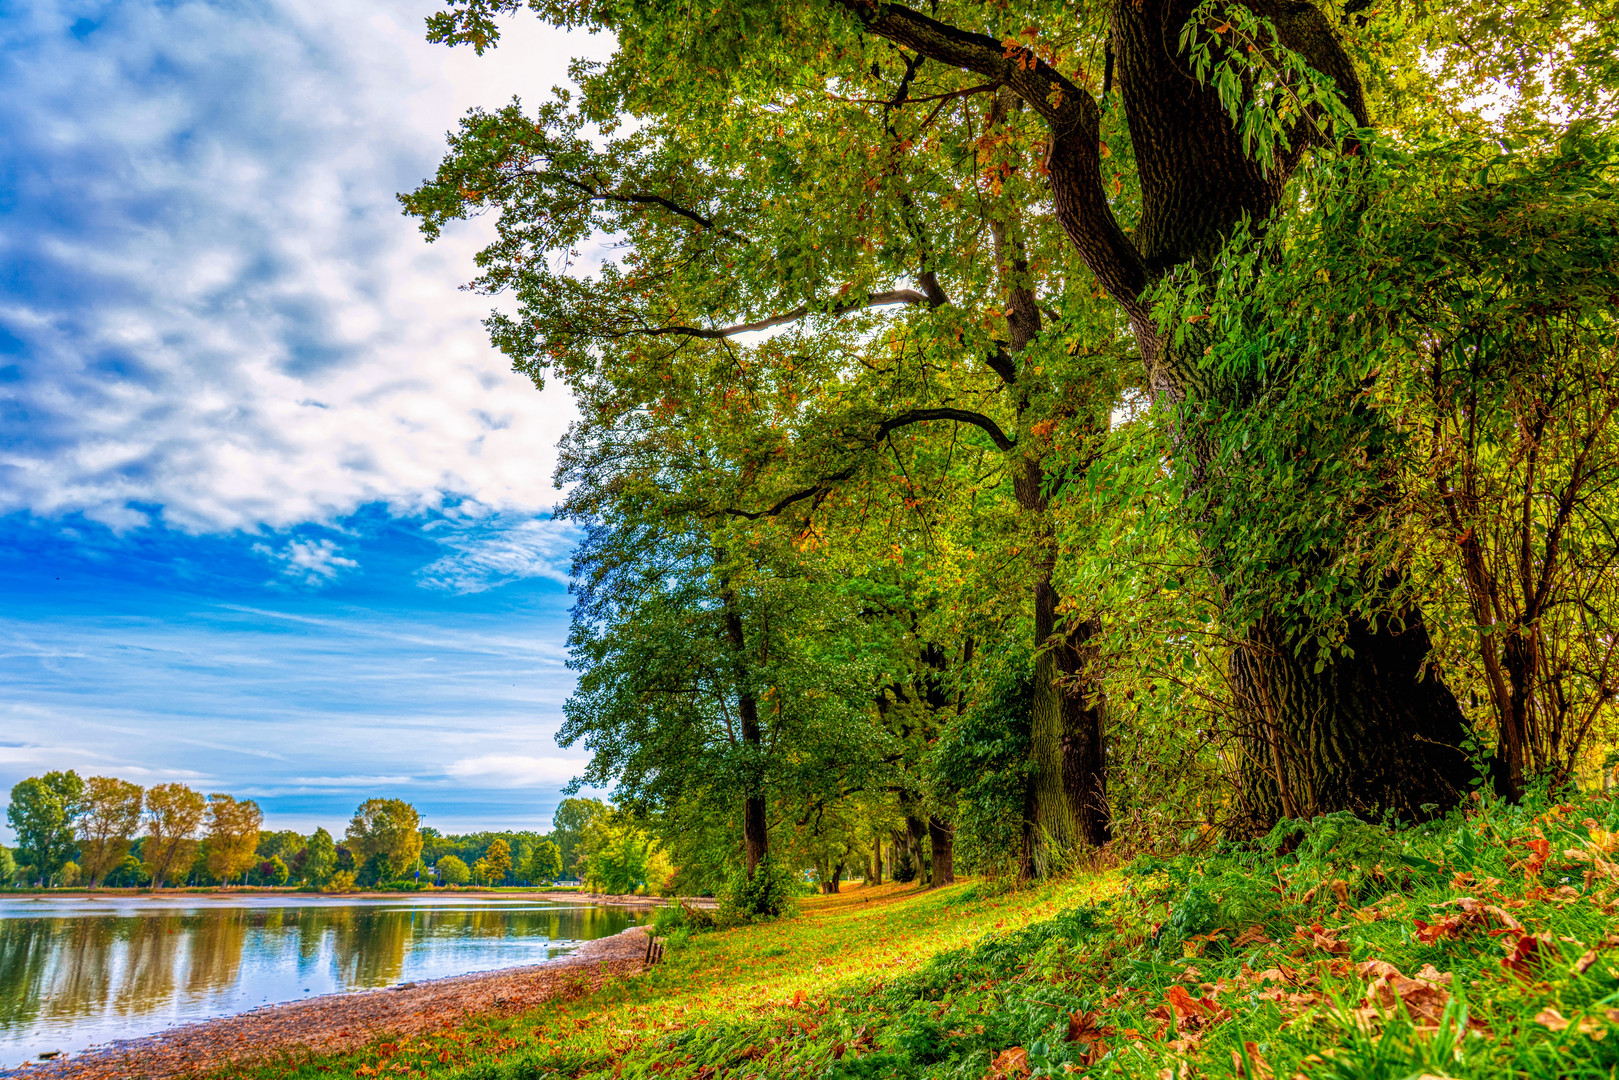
230, 795, 1619, 1079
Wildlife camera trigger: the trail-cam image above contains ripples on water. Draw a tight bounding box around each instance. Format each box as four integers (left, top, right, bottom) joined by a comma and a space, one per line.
0, 895, 645, 1061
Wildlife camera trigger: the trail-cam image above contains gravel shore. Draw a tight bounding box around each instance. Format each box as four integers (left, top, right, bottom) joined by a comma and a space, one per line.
3, 926, 655, 1080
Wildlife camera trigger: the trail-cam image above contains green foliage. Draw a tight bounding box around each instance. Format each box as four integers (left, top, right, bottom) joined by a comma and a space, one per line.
345, 799, 423, 882
6, 771, 84, 885
104, 853, 148, 888
301, 827, 337, 887
576, 813, 665, 895
524, 839, 563, 883
435, 854, 471, 886
717, 853, 801, 924
0, 844, 14, 886
928, 647, 1034, 875
548, 798, 605, 875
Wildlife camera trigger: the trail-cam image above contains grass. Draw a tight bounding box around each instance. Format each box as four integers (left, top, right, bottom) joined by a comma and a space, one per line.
228, 793, 1619, 1079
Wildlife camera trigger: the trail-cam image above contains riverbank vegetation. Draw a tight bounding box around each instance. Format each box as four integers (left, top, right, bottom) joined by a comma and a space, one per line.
222, 790, 1619, 1080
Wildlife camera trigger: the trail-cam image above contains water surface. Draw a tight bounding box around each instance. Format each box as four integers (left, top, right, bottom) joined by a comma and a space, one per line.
0, 894, 645, 1062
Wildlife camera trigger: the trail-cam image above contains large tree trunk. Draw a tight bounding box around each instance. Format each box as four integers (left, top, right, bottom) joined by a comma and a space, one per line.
928, 816, 955, 886
1109, 0, 1473, 823
1234, 612, 1473, 825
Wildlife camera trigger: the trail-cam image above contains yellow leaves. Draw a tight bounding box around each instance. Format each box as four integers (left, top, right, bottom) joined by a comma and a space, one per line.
1535, 1006, 1612, 1039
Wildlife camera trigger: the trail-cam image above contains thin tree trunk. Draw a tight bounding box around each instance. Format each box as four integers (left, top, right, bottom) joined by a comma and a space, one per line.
928, 816, 955, 887
722, 593, 768, 878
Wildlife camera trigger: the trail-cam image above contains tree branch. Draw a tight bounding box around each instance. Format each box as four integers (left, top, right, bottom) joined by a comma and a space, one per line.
716, 407, 1014, 520
550, 176, 749, 239
834, 1, 1148, 313
875, 408, 1015, 451
636, 290, 931, 340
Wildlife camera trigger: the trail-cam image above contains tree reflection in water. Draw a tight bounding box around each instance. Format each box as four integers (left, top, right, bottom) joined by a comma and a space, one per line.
0, 899, 645, 1058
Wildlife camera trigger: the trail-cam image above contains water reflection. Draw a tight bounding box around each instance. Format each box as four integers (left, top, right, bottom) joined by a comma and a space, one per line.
0, 897, 644, 1060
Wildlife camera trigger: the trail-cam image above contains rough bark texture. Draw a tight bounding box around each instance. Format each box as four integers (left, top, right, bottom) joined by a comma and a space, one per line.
842, 0, 1475, 825
905, 815, 931, 883
1235, 613, 1473, 824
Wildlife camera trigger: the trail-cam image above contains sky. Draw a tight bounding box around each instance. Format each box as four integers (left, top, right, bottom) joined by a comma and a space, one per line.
0, 0, 619, 838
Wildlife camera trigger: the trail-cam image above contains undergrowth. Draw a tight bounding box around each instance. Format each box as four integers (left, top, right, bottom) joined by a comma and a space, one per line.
232, 793, 1619, 1079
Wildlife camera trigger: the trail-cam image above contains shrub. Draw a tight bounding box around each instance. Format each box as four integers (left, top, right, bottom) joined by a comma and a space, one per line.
327, 870, 357, 892
716, 855, 800, 924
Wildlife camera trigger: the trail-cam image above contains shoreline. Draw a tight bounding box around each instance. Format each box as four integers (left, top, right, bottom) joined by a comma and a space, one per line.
1, 888, 671, 907
2, 925, 657, 1080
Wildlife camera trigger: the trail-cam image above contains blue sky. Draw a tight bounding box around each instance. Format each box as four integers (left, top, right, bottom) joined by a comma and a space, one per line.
0, 0, 615, 837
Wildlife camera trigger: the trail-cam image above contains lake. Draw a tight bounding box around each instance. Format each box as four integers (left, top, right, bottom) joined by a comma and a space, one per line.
0, 893, 647, 1062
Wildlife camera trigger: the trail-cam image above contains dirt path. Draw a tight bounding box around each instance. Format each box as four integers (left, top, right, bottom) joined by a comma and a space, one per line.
4, 927, 655, 1080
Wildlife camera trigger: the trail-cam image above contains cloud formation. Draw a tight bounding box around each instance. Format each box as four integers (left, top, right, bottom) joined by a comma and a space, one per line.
0, 0, 605, 533
254, 537, 361, 584
417, 514, 581, 593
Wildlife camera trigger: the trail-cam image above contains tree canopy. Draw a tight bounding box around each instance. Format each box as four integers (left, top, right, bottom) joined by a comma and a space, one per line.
406, 0, 1618, 887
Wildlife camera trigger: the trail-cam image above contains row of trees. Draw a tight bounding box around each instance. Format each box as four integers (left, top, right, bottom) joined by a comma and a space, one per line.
1, 776, 606, 892
404, 0, 1619, 901
5, 773, 267, 888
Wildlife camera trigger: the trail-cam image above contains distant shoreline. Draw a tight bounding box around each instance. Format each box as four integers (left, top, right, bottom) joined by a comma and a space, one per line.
1, 887, 670, 906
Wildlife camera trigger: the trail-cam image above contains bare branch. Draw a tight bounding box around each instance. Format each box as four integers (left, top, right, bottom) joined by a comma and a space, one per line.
637, 290, 931, 340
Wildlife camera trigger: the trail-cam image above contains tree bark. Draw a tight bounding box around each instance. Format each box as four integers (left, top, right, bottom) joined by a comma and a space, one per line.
1234, 612, 1473, 823
928, 816, 955, 886
995, 211, 1112, 856
723, 593, 769, 878
906, 815, 930, 883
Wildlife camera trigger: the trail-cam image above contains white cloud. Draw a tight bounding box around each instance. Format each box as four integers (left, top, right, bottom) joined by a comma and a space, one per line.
417, 514, 580, 593
444, 754, 587, 788
253, 537, 360, 585
0, 0, 608, 533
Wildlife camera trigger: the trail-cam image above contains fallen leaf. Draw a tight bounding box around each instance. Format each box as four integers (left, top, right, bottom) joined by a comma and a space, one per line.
986, 1045, 1030, 1079
1231, 1040, 1274, 1079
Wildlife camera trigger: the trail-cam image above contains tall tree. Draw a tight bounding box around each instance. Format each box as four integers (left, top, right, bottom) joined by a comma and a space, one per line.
77, 777, 144, 888
345, 798, 424, 881
404, 0, 1619, 821
302, 826, 338, 887
6, 771, 84, 885
142, 783, 206, 889
204, 794, 263, 886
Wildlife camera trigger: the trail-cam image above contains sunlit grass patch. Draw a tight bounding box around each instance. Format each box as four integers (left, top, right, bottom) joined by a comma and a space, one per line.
230, 796, 1619, 1079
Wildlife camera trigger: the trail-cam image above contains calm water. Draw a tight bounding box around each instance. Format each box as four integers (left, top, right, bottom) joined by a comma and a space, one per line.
0, 894, 646, 1062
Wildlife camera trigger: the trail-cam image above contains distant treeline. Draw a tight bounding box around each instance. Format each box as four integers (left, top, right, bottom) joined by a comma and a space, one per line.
1, 771, 608, 891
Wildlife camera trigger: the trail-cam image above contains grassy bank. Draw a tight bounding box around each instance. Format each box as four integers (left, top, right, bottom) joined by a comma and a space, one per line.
228, 794, 1619, 1079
